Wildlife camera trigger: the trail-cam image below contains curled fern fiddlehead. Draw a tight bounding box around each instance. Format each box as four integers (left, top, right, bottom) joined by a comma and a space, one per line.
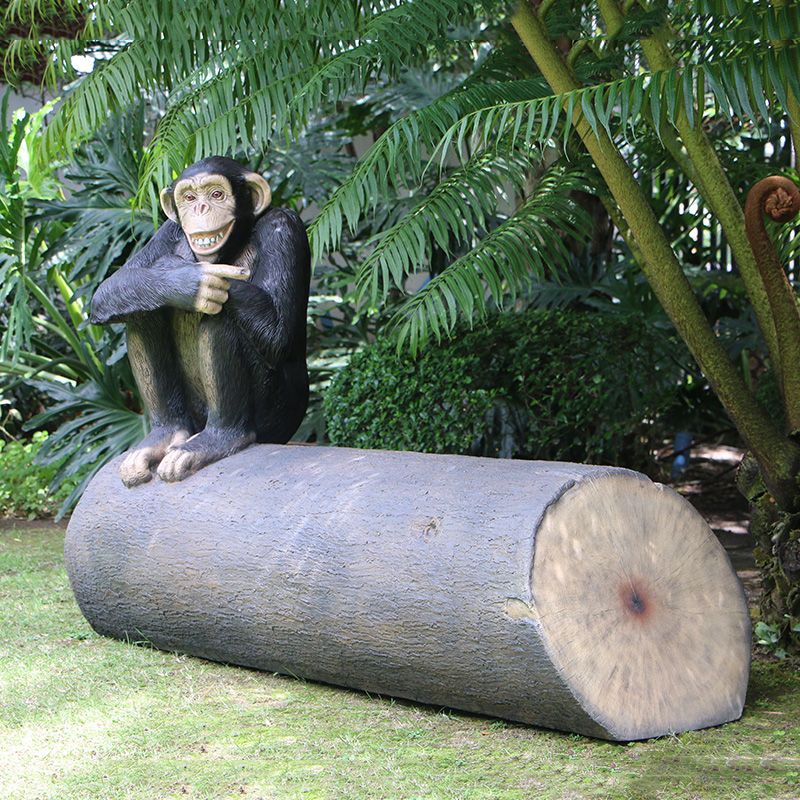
744, 175, 800, 433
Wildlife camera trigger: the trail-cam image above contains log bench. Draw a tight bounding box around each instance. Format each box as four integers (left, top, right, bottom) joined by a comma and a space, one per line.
65, 444, 751, 741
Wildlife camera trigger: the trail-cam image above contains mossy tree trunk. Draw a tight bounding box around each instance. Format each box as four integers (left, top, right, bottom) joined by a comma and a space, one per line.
511, 0, 800, 650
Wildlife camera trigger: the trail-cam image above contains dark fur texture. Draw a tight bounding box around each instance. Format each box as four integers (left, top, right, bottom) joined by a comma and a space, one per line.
92, 162, 310, 457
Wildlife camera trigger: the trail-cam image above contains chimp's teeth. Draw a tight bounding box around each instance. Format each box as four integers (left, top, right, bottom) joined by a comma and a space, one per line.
192, 231, 224, 247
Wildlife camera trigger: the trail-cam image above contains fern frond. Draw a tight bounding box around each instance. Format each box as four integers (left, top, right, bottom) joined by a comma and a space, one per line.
308, 77, 550, 263
289, 0, 493, 125
432, 45, 799, 171
0, 0, 85, 88
84, 0, 363, 45
136, 50, 319, 206
355, 146, 534, 305
33, 2, 352, 160
33, 0, 507, 182
389, 165, 592, 353
678, 0, 796, 26
41, 40, 148, 162
3, 0, 85, 24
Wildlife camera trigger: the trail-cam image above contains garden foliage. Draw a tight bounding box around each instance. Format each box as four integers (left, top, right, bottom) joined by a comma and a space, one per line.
0, 432, 76, 518
3, 0, 800, 648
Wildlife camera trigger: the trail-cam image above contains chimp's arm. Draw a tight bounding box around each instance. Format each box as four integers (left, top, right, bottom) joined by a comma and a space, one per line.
91, 221, 201, 324
225, 208, 310, 365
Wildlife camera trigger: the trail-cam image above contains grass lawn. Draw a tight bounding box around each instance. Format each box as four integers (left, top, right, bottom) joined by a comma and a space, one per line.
1, 524, 799, 800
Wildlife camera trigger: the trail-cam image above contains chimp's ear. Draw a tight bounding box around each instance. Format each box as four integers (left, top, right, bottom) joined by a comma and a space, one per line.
245, 172, 271, 216
160, 187, 178, 222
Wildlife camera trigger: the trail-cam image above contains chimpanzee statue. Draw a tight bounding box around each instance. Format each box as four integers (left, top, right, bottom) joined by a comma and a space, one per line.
91, 156, 310, 487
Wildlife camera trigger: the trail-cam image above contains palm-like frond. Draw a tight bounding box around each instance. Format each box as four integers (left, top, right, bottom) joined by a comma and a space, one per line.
308, 76, 550, 262
308, 6, 797, 271
35, 104, 153, 293
137, 49, 318, 203
288, 0, 491, 123
428, 45, 798, 173
390, 164, 592, 353
11, 1, 796, 260
673, 1, 800, 39
15, 0, 504, 186
355, 145, 534, 305
0, 0, 84, 87
8, 0, 798, 167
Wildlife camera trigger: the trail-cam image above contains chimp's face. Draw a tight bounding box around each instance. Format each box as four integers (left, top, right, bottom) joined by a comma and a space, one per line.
160, 161, 272, 260
171, 173, 238, 257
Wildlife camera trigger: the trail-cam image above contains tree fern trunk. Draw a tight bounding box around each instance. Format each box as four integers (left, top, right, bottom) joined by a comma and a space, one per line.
510, 1, 800, 509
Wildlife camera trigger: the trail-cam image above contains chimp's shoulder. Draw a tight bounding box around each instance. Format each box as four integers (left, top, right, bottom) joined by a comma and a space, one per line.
254, 207, 306, 241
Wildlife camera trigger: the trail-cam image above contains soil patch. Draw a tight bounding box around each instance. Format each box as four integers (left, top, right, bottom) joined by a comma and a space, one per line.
669, 443, 758, 603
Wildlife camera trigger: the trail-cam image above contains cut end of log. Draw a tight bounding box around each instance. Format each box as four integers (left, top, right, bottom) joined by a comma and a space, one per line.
533, 473, 751, 741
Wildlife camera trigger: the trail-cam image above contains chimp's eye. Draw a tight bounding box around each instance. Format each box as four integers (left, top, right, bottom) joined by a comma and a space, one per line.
211, 189, 224, 200
184, 193, 196, 202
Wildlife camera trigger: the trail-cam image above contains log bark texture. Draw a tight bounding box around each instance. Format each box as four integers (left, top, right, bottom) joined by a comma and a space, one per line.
65, 444, 751, 741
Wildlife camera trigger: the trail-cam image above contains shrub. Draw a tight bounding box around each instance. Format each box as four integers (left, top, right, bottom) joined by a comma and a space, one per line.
325, 309, 678, 470
325, 337, 499, 454
0, 432, 79, 519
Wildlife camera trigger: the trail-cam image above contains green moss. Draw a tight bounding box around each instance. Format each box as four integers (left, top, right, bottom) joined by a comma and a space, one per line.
2, 525, 799, 800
